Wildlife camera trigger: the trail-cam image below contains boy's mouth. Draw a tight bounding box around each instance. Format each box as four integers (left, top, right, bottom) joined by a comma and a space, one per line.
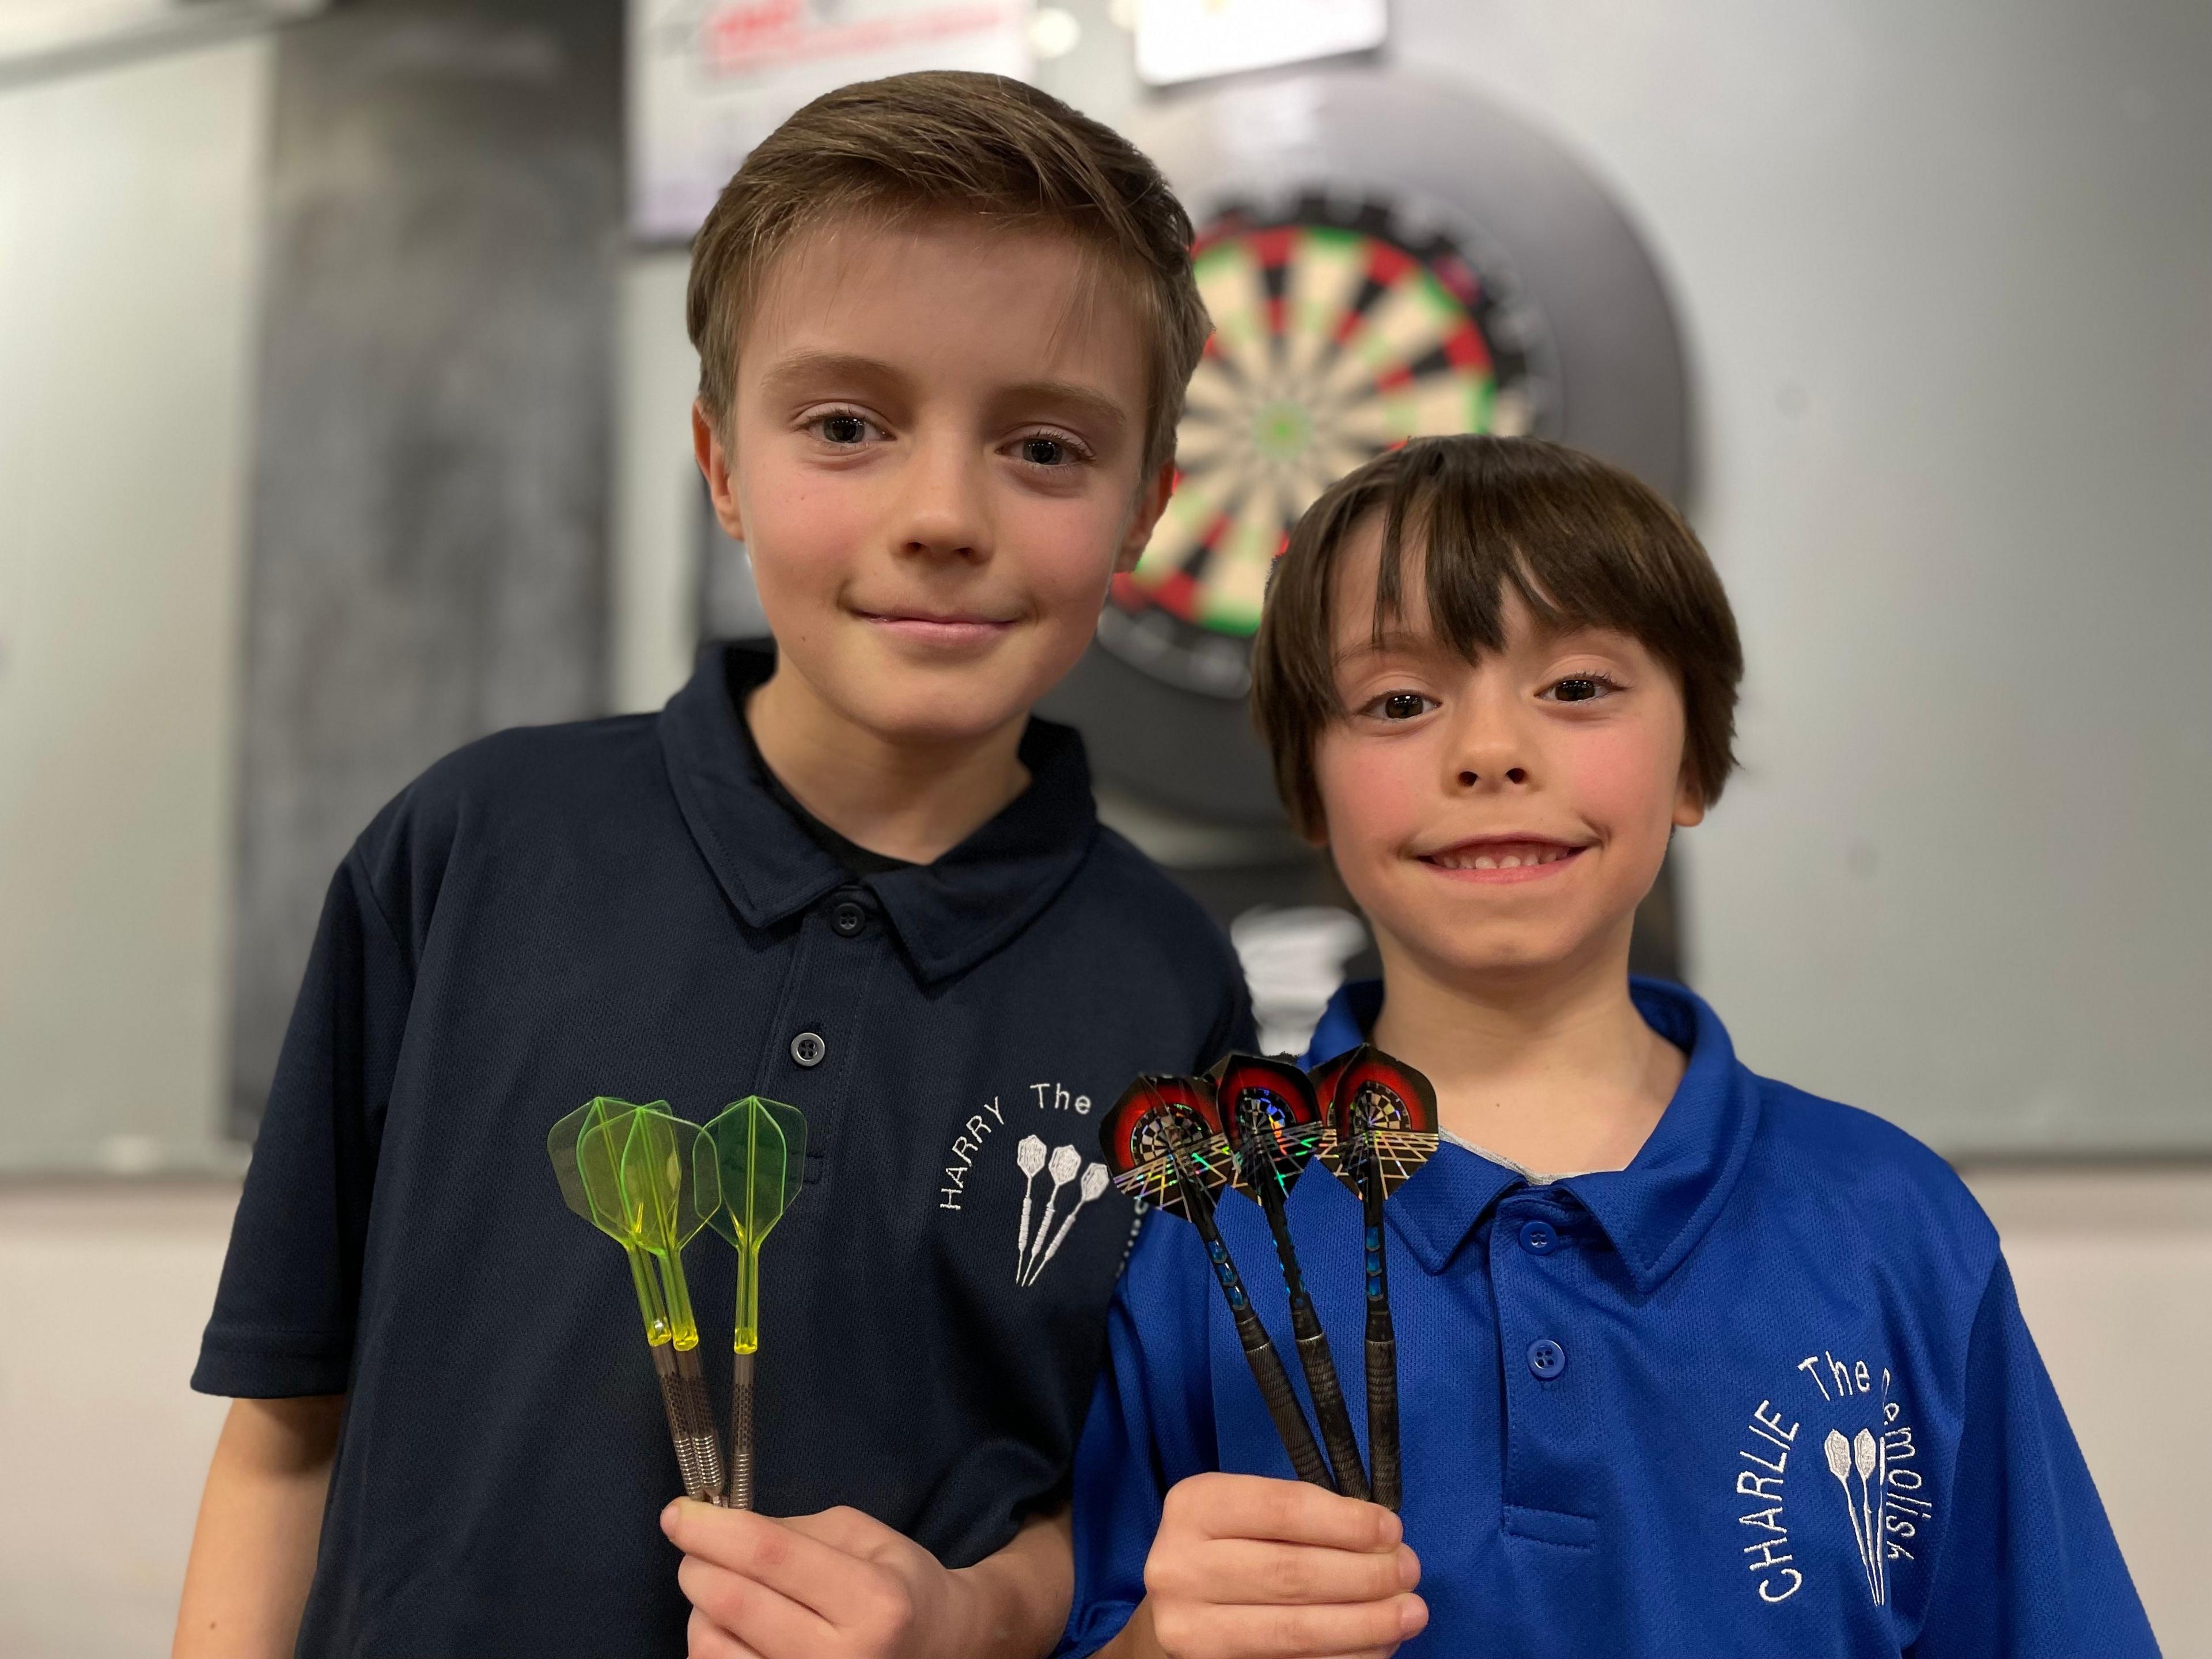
857, 608, 1019, 649
1415, 838, 1588, 881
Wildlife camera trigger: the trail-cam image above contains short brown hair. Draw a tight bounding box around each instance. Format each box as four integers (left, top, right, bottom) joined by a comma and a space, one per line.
686, 70, 1209, 475
1251, 436, 1743, 838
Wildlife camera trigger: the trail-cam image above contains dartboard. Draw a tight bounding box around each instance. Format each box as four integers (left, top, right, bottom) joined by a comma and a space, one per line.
1099, 195, 1558, 696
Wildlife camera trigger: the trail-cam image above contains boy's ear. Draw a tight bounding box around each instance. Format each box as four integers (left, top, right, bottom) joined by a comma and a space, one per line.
1113, 460, 1177, 574
692, 400, 747, 544
1672, 767, 1707, 830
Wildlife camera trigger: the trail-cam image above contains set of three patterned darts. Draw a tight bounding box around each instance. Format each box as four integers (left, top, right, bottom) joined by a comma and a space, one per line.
1099, 1048, 1441, 1508
547, 1094, 806, 1510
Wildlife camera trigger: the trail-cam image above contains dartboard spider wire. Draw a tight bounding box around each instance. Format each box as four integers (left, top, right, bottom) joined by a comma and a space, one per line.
548, 1098, 729, 1504
1214, 1054, 1370, 1501
1315, 1048, 1440, 1512
699, 1096, 808, 1512
1099, 1074, 1337, 1490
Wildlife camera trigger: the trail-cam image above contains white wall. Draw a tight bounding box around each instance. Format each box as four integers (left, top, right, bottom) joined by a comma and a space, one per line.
0, 37, 272, 1173
1386, 1, 2212, 1152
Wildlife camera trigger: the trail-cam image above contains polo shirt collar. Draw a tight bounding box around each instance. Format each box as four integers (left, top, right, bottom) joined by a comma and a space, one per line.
1301, 976, 1761, 1293
658, 645, 1101, 984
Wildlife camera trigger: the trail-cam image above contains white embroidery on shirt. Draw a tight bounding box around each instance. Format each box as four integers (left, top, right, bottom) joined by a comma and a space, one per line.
937, 1084, 1108, 1287
1736, 1350, 1934, 1612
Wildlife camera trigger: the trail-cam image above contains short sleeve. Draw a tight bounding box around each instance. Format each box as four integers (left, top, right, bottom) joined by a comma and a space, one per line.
191, 850, 412, 1397
1907, 1255, 2160, 1658
1055, 1213, 1221, 1658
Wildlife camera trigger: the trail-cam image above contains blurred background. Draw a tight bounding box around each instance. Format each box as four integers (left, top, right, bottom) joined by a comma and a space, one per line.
2, 0, 2207, 1651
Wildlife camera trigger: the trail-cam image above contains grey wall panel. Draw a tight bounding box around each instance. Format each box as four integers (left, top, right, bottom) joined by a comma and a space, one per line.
229, 0, 620, 1136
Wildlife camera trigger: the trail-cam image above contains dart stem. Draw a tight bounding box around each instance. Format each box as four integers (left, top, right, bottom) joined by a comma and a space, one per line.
1361, 1160, 1402, 1512
1257, 1183, 1370, 1502
733, 1243, 760, 1355
622, 1244, 671, 1345
651, 1245, 703, 1350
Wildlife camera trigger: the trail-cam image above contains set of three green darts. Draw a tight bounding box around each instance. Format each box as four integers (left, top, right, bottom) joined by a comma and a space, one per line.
547, 1095, 806, 1508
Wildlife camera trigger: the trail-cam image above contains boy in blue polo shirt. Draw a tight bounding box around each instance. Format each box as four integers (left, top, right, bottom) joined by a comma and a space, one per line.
1058, 437, 2157, 1658
175, 73, 1251, 1659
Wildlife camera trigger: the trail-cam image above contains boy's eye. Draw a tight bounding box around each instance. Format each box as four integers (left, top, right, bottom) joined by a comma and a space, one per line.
1016, 434, 1085, 467
819, 414, 870, 445
1365, 691, 1436, 721
1546, 674, 1620, 703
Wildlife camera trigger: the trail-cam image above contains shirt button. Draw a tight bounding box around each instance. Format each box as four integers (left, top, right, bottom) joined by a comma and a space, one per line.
1527, 1338, 1567, 1380
790, 1031, 826, 1068
1518, 1219, 1559, 1255
830, 900, 866, 937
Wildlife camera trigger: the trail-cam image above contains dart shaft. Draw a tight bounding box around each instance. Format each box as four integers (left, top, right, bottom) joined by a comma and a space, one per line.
653, 1341, 729, 1505
729, 1349, 757, 1512
1260, 1188, 1370, 1501
1361, 1170, 1402, 1512
1186, 1186, 1335, 1491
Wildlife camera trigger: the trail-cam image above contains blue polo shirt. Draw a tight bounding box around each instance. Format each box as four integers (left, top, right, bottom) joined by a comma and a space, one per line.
1059, 978, 2157, 1657
194, 645, 1253, 1658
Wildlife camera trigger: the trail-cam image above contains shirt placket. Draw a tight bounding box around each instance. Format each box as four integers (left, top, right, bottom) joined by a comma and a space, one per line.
758, 882, 889, 1195
1490, 1192, 1602, 1548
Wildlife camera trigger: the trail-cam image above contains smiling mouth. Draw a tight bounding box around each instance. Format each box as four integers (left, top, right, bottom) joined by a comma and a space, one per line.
857, 610, 1018, 644
1418, 840, 1587, 876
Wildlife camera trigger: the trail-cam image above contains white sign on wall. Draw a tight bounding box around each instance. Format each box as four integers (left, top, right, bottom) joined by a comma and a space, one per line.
630, 0, 1033, 243
1134, 0, 1385, 88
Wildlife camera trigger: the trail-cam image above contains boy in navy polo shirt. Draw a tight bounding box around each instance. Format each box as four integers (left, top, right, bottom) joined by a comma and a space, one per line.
175, 73, 1251, 1659
1058, 437, 2157, 1658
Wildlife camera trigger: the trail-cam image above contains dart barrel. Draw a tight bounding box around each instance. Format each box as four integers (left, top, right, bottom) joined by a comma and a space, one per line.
652, 1342, 729, 1505
728, 1350, 757, 1512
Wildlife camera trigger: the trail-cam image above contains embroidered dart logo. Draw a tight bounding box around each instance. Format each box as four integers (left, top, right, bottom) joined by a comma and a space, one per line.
933, 1087, 1111, 1287
1732, 1351, 1934, 1609
1012, 1136, 1110, 1287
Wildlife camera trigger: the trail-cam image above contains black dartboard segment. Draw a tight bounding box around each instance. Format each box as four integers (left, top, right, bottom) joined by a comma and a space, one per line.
1100, 195, 1558, 698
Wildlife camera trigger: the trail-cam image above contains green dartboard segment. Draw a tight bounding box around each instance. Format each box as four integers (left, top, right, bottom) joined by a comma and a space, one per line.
699, 1096, 807, 1354
548, 1097, 718, 1350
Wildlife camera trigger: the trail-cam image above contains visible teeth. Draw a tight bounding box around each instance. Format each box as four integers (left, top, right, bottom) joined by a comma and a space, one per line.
1499, 854, 1522, 869
1473, 855, 1497, 869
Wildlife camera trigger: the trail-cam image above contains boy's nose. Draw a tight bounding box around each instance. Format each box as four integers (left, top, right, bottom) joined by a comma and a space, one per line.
1447, 707, 1535, 790
895, 442, 992, 562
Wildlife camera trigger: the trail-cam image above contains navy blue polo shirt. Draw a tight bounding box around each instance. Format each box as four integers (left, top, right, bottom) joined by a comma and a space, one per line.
1059, 979, 2157, 1657
194, 645, 1253, 1658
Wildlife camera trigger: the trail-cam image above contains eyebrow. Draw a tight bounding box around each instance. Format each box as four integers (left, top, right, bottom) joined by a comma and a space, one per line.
995, 378, 1130, 438
1332, 627, 1439, 666
757, 350, 908, 399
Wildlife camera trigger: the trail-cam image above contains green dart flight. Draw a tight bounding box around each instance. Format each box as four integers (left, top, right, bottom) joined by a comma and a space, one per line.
699, 1096, 808, 1511
548, 1097, 729, 1505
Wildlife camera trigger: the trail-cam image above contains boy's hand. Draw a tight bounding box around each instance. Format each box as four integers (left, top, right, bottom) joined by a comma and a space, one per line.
1127, 1473, 1425, 1659
663, 1498, 1056, 1659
